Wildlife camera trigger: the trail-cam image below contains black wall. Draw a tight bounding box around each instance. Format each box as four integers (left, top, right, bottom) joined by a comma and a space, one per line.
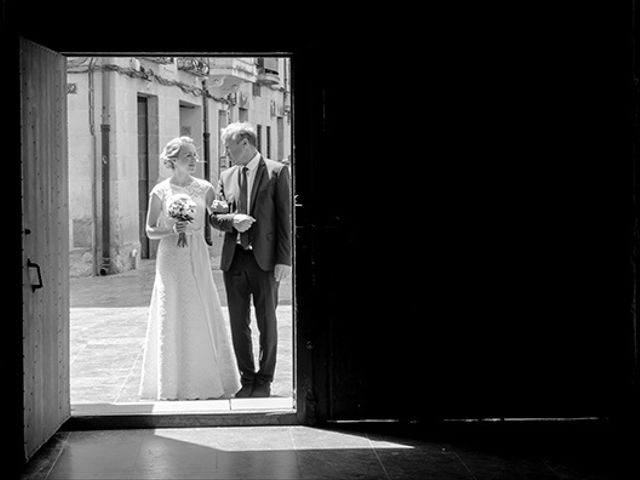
293, 6, 636, 421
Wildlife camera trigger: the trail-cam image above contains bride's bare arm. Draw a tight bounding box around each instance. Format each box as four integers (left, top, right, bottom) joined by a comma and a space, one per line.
145, 193, 177, 240
205, 185, 216, 214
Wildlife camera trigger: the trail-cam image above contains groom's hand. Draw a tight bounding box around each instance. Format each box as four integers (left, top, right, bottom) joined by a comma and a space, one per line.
233, 214, 255, 233
274, 264, 291, 282
210, 199, 229, 213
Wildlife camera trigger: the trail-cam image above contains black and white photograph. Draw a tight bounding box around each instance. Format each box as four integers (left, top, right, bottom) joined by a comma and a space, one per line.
3, 1, 639, 479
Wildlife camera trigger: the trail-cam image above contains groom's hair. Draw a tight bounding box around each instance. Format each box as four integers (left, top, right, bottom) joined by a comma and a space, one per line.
221, 122, 257, 147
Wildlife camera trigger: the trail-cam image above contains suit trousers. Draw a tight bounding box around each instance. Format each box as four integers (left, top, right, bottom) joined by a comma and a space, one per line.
223, 246, 279, 386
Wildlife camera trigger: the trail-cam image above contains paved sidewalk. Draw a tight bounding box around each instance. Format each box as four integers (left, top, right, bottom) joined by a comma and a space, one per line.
70, 240, 293, 308
70, 247, 294, 405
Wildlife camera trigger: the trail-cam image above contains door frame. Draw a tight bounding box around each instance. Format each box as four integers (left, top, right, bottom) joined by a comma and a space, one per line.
56, 51, 310, 430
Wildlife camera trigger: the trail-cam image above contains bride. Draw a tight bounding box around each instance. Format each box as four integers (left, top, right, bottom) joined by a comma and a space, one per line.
139, 136, 240, 400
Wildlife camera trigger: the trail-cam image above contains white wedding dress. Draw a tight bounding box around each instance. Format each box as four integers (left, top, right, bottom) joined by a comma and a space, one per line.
139, 177, 241, 400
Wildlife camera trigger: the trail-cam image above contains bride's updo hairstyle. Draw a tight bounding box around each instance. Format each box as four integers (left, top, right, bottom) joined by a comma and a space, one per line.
160, 136, 195, 170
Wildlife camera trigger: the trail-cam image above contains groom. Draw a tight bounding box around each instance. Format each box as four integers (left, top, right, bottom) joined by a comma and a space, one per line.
209, 122, 292, 398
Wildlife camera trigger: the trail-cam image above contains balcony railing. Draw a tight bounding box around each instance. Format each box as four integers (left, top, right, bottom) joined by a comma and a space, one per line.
256, 57, 281, 86
208, 58, 258, 85
177, 57, 210, 76
257, 69, 280, 86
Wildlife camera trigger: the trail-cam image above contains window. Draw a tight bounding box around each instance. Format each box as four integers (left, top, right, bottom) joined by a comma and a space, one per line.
252, 83, 261, 97
262, 57, 279, 74
256, 57, 278, 74
239, 108, 248, 122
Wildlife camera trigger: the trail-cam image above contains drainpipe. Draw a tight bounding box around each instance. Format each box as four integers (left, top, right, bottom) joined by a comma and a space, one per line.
202, 79, 212, 246
88, 58, 99, 275
100, 59, 111, 275
283, 57, 288, 114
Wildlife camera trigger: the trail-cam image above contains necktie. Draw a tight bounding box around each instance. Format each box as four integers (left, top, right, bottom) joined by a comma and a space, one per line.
238, 166, 250, 249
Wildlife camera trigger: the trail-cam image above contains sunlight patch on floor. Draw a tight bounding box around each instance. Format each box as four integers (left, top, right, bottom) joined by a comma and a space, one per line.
151, 426, 417, 451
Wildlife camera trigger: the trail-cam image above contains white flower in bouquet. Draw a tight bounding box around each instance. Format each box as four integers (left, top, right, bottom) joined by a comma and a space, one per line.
167, 193, 197, 247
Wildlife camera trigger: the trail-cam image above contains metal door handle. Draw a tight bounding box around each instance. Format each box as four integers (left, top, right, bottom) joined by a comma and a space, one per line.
27, 259, 43, 292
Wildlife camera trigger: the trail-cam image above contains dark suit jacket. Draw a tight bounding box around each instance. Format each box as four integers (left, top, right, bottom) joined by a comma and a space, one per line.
209, 155, 292, 272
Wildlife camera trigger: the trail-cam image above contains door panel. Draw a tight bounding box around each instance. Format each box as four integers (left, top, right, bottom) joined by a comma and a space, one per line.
20, 37, 70, 461
295, 45, 632, 422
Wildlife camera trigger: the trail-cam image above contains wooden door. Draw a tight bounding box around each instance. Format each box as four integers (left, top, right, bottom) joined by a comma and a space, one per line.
20, 38, 70, 461
294, 43, 633, 423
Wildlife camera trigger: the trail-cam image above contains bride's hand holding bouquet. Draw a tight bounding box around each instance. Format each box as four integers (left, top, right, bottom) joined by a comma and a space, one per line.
167, 193, 197, 247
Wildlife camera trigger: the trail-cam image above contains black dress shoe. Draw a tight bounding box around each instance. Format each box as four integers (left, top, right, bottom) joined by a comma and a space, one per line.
235, 383, 254, 398
251, 382, 271, 397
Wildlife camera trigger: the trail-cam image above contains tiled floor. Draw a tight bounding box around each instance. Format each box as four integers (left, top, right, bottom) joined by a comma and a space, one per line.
70, 258, 294, 406
20, 422, 628, 480
70, 305, 293, 404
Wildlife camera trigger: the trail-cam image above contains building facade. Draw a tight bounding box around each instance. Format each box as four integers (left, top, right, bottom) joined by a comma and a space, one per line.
67, 56, 292, 277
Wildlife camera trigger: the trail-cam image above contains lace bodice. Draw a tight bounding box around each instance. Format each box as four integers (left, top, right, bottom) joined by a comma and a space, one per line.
150, 177, 212, 233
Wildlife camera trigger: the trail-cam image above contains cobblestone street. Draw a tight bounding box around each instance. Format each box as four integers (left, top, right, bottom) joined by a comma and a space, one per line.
70, 238, 294, 405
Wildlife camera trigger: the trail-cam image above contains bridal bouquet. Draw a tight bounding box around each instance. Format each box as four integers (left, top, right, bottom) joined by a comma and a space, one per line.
167, 193, 197, 247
